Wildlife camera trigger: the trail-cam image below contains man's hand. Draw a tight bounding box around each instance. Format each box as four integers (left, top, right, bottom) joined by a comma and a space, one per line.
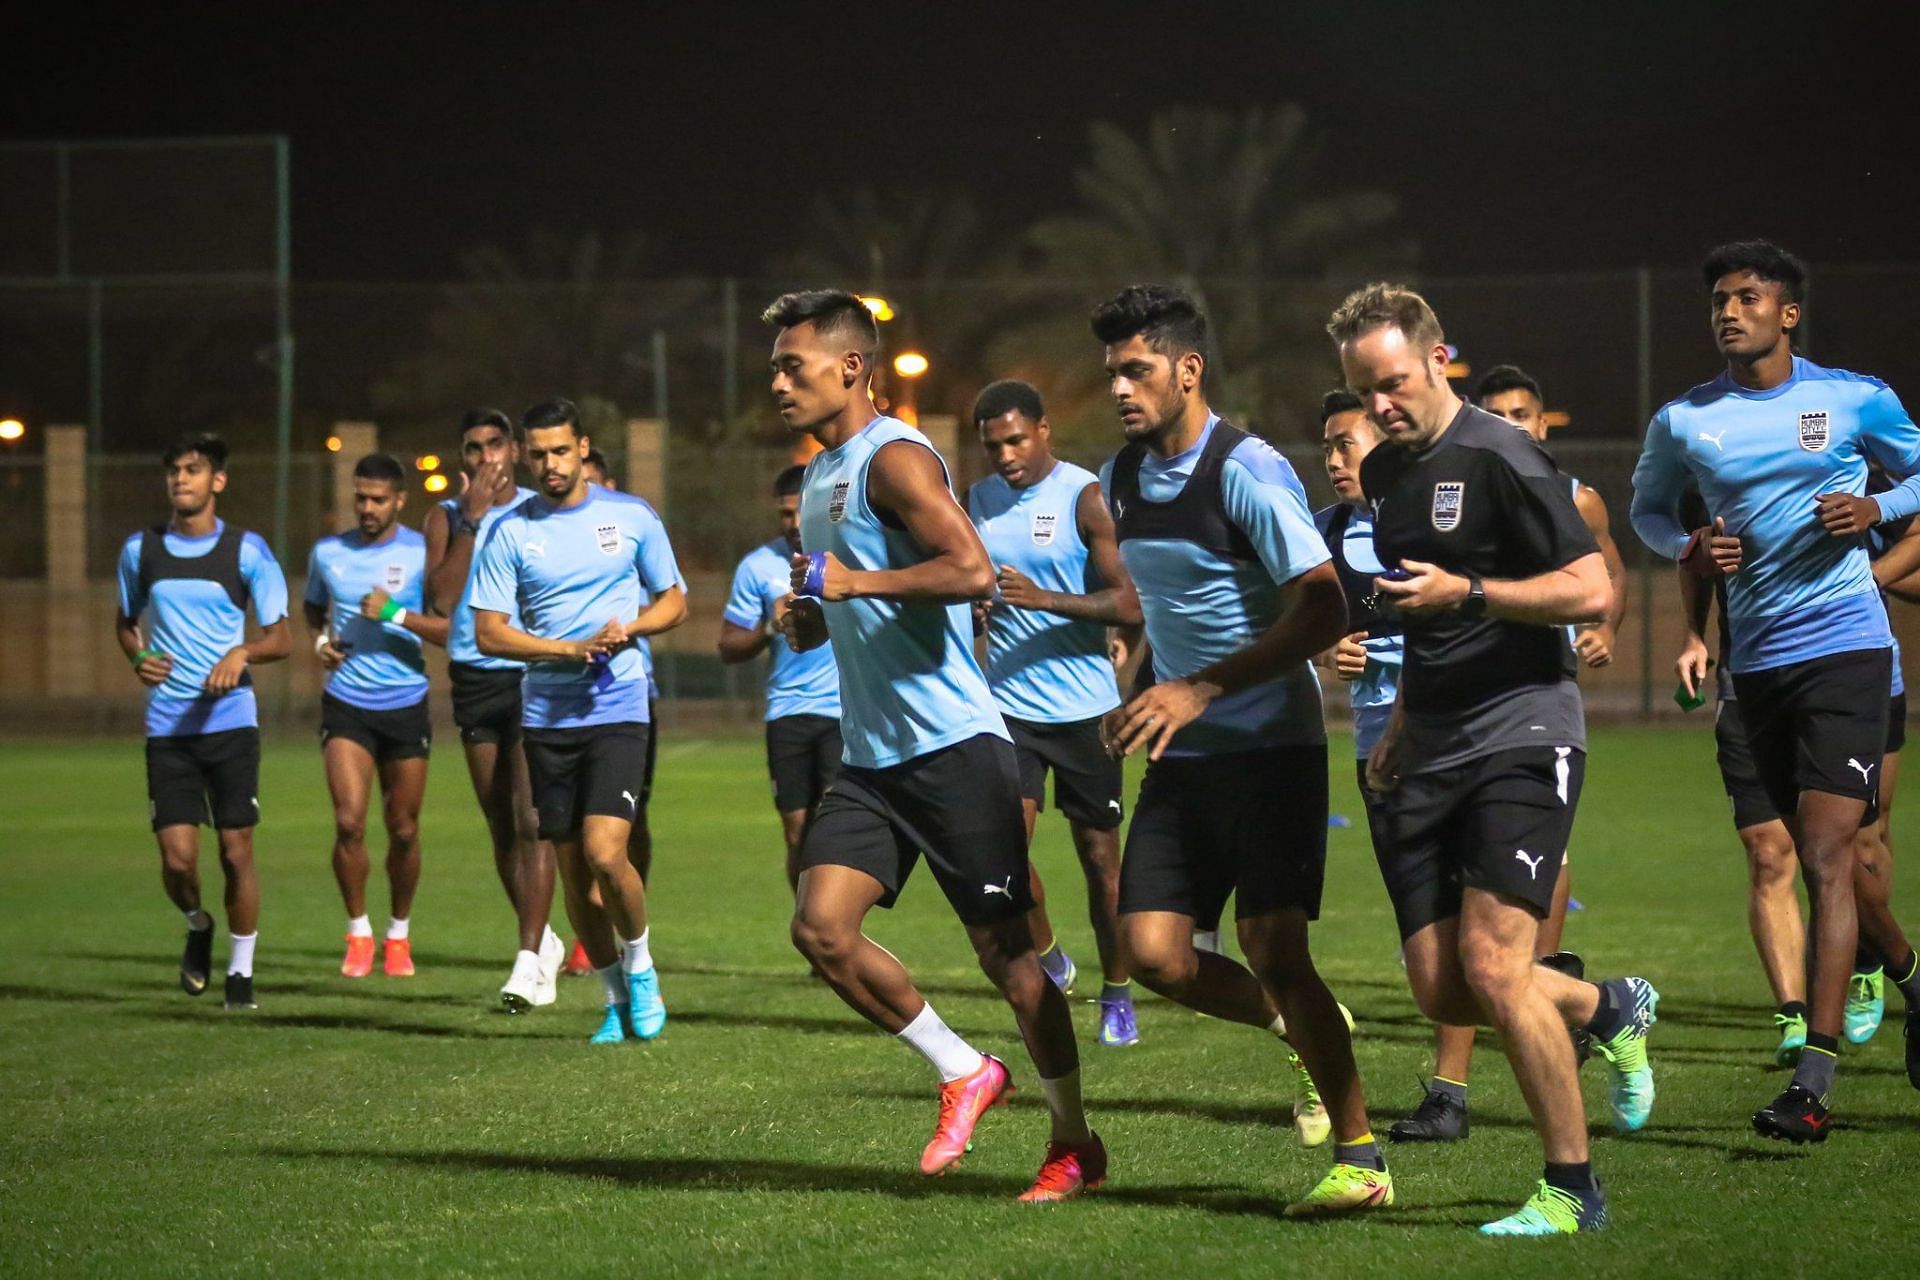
994, 564, 1051, 611
359, 587, 393, 621
316, 636, 347, 672
1816, 491, 1881, 538
790, 551, 856, 601
573, 618, 628, 660
970, 598, 993, 636
1373, 560, 1468, 616
460, 459, 508, 523
1107, 678, 1213, 761
779, 596, 829, 652
1674, 633, 1712, 699
1680, 517, 1742, 577
133, 651, 174, 688
1364, 724, 1402, 794
1332, 631, 1370, 682
204, 647, 250, 694
1574, 623, 1615, 669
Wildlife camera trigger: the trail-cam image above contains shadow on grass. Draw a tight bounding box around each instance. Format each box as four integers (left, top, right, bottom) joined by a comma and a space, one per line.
0, 981, 139, 1006
137, 1006, 545, 1041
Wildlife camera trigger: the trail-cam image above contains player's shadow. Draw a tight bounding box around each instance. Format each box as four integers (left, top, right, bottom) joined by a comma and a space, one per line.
0, 981, 137, 1006
263, 978, 473, 1007
666, 1009, 985, 1038
138, 1005, 548, 1042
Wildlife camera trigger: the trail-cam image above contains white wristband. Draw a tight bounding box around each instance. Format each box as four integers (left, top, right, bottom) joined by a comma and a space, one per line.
313, 632, 332, 656
390, 607, 408, 628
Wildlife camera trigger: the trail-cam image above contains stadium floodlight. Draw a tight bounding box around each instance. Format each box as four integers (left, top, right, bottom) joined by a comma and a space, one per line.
414, 454, 441, 472
0, 418, 24, 443
893, 352, 929, 378
859, 295, 896, 322
423, 474, 449, 494
325, 435, 343, 452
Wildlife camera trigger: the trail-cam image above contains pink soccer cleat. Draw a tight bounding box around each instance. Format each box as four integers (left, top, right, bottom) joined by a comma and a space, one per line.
919, 1054, 1014, 1175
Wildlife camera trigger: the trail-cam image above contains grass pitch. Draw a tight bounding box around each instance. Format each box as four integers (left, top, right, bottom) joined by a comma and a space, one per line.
3, 728, 1918, 1277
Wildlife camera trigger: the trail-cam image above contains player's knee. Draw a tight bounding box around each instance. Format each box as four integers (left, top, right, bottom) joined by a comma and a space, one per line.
1743, 830, 1797, 888
385, 813, 420, 849
1457, 935, 1527, 1006
789, 912, 850, 965
331, 809, 366, 846
1123, 935, 1195, 994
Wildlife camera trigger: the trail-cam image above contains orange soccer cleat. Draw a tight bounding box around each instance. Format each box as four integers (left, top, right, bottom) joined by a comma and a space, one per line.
383, 937, 414, 977
1018, 1132, 1108, 1204
919, 1054, 1014, 1176
341, 934, 375, 978
562, 939, 593, 976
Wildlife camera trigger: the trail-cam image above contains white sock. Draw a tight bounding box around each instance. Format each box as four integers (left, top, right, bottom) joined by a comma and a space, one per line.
184, 908, 211, 930
1193, 928, 1221, 954
346, 915, 373, 938
1040, 1070, 1093, 1143
897, 1003, 984, 1082
595, 962, 626, 1006
1268, 1012, 1288, 1039
386, 917, 409, 941
228, 932, 257, 978
541, 924, 562, 953
621, 929, 652, 974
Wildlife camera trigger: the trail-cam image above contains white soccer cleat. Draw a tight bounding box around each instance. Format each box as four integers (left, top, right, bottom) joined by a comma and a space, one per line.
534, 926, 564, 1007
501, 949, 543, 1014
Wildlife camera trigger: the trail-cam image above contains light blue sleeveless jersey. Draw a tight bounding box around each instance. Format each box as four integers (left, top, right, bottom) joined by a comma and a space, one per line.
799, 416, 1008, 769
441, 487, 537, 669
968, 462, 1121, 725
303, 526, 430, 710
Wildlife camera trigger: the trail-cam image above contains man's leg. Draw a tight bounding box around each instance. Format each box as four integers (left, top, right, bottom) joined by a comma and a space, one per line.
793, 863, 947, 1032
464, 737, 553, 954
1740, 820, 1808, 1005
1793, 789, 1869, 1090
584, 804, 665, 1040
778, 810, 810, 894
1068, 823, 1126, 986
323, 737, 379, 975
156, 825, 206, 921
377, 753, 428, 975
1240, 908, 1370, 1149
1536, 859, 1573, 954
213, 825, 260, 1005
1122, 910, 1276, 1024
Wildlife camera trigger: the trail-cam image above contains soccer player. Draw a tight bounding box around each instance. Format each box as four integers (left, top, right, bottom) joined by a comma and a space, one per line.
1331, 282, 1656, 1236
305, 453, 448, 978
424, 409, 564, 1010
765, 289, 1102, 1202
115, 433, 290, 1010
1631, 241, 1920, 1136
470, 398, 688, 1044
1095, 285, 1381, 1216
718, 464, 842, 893
967, 378, 1143, 1048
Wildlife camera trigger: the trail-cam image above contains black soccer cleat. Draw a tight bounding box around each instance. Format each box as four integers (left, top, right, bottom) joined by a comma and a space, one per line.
223, 972, 257, 1010
1388, 1086, 1468, 1142
1905, 1010, 1920, 1092
1536, 951, 1592, 1066
1752, 1083, 1832, 1144
180, 916, 215, 996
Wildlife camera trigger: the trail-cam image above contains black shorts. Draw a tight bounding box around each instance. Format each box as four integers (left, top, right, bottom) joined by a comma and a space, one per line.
799, 733, 1031, 927
1374, 745, 1585, 939
765, 714, 844, 812
1714, 698, 1781, 830
1006, 714, 1124, 830
523, 723, 652, 841
1731, 648, 1890, 823
320, 692, 431, 763
449, 662, 523, 746
145, 727, 261, 831
1891, 691, 1908, 755
1118, 743, 1329, 924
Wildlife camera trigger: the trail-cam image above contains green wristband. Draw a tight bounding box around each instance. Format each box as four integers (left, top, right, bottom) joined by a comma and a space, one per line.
377, 598, 403, 622
131, 647, 162, 667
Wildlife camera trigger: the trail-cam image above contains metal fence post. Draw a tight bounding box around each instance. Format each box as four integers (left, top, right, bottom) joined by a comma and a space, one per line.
44, 425, 92, 697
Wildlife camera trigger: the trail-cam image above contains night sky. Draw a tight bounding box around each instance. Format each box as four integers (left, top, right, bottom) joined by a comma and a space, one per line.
9, 1, 1915, 282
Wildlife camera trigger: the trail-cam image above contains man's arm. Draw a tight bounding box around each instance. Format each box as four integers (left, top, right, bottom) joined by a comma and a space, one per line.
994, 482, 1143, 625
803, 441, 993, 604
1674, 562, 1715, 697
627, 584, 687, 640
1629, 410, 1693, 560
355, 588, 451, 647
1571, 484, 1627, 667
474, 608, 617, 663
1378, 552, 1611, 626
719, 618, 772, 663
425, 461, 509, 614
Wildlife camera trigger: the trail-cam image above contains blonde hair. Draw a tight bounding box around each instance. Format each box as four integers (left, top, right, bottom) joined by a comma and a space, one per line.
1326, 282, 1445, 352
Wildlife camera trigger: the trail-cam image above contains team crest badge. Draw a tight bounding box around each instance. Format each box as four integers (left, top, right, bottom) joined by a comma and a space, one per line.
829, 480, 851, 523
595, 523, 621, 555
1431, 481, 1465, 532
383, 564, 405, 591
1031, 512, 1057, 546
1798, 411, 1829, 452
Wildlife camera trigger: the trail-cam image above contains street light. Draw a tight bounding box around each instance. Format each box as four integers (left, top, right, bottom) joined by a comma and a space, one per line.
892, 352, 929, 378
891, 352, 929, 425
415, 454, 441, 472
325, 435, 343, 453
860, 295, 896, 323
0, 419, 24, 443
424, 474, 450, 494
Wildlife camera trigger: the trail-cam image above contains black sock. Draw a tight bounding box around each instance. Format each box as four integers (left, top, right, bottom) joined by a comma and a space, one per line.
1778, 1000, 1808, 1021
1890, 949, 1920, 1005
1792, 1032, 1839, 1100
1544, 1160, 1597, 1194
1582, 979, 1630, 1040
1855, 942, 1884, 975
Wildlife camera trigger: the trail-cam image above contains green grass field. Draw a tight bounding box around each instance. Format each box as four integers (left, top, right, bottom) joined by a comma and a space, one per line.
3, 728, 1918, 1277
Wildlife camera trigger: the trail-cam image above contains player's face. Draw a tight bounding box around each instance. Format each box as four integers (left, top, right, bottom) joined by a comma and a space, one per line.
1104, 335, 1196, 442
1711, 271, 1799, 361
353, 477, 405, 537
1322, 410, 1382, 503
460, 426, 519, 493
524, 425, 587, 500
977, 410, 1050, 488
582, 460, 612, 488
165, 452, 225, 516
1341, 326, 1452, 447
770, 322, 859, 432
776, 493, 801, 549
1483, 388, 1547, 442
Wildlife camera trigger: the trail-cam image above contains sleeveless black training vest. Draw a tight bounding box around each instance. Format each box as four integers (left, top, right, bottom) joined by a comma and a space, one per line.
137, 522, 252, 611
1107, 420, 1259, 562
1319, 502, 1401, 641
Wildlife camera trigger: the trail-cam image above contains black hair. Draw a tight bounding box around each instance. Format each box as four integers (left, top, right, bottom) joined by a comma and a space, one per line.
1474, 364, 1543, 405
583, 447, 610, 474
163, 432, 228, 470
353, 452, 407, 487
1089, 284, 1209, 362
1319, 390, 1364, 424
459, 407, 514, 441
1701, 239, 1808, 303
773, 464, 807, 498
760, 289, 880, 370
972, 379, 1045, 427
522, 397, 581, 435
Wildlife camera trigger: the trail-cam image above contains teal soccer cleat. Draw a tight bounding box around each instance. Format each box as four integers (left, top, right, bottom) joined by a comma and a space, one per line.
627, 968, 667, 1040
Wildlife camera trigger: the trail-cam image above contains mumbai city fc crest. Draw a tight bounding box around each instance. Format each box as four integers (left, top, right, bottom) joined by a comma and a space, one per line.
1798, 411, 1830, 452
1431, 481, 1465, 532
1031, 512, 1058, 546
595, 523, 621, 555
383, 564, 405, 592
829, 480, 851, 523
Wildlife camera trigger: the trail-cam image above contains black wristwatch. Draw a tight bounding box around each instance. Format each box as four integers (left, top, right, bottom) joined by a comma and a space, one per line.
1460, 574, 1487, 619
455, 513, 481, 538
